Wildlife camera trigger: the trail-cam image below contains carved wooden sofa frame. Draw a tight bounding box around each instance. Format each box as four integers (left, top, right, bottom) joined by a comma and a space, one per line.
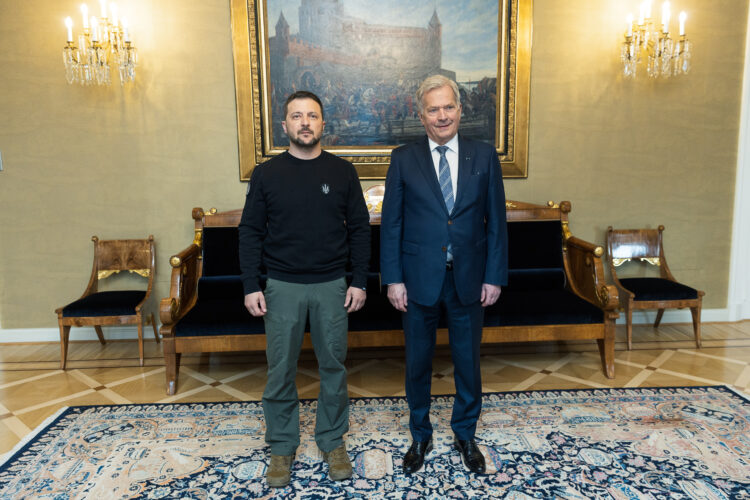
160, 201, 619, 395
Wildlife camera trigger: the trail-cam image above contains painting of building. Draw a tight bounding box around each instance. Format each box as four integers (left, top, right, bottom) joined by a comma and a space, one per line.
267, 0, 496, 147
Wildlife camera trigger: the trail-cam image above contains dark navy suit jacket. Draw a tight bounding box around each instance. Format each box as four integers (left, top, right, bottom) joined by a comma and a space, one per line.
380, 134, 509, 306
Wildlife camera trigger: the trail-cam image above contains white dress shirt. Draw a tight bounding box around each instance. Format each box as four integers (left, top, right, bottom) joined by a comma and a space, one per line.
428, 135, 459, 199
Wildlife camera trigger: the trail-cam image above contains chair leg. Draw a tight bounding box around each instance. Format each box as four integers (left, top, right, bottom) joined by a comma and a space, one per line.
690, 304, 702, 349
137, 321, 144, 367
59, 323, 71, 370
164, 337, 179, 395
598, 320, 616, 379
150, 313, 160, 343
625, 302, 633, 350
94, 325, 106, 345
654, 309, 665, 328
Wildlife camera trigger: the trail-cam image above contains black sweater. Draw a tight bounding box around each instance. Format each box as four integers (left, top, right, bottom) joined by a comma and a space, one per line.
239, 151, 371, 295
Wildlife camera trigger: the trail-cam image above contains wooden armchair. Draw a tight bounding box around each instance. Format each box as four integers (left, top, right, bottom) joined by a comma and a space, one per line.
607, 226, 704, 350
55, 236, 159, 369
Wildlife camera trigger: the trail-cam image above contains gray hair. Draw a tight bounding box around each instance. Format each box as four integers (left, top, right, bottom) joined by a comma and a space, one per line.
416, 75, 461, 114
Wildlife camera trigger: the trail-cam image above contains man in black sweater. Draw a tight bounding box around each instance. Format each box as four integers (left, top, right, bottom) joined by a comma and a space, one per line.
239, 91, 370, 488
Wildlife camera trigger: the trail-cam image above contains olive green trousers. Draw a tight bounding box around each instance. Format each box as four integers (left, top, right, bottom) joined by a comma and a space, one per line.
261, 277, 349, 455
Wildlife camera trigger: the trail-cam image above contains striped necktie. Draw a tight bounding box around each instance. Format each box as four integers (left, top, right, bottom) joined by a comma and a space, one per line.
436, 145, 454, 262
436, 146, 454, 214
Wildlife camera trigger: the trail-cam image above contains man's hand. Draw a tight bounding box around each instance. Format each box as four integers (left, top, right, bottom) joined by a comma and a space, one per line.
480, 284, 501, 307
345, 287, 367, 313
244, 291, 267, 317
387, 283, 408, 312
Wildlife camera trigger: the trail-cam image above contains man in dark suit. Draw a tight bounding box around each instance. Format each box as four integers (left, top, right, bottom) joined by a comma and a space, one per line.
380, 75, 508, 475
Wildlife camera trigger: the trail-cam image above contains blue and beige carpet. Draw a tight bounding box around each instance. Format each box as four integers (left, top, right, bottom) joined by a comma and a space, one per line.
0, 386, 748, 498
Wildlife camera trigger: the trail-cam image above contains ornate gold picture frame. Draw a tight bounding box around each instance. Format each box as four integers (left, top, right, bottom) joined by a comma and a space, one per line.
230, 0, 531, 180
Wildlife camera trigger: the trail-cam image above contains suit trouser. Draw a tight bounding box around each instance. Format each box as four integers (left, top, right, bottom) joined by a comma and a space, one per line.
403, 268, 485, 441
262, 277, 349, 455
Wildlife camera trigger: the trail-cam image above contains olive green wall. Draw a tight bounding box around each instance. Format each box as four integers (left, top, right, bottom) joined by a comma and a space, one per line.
0, 0, 746, 329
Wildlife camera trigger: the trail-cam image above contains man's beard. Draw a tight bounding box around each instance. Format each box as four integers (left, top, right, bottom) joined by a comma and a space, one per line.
289, 128, 321, 148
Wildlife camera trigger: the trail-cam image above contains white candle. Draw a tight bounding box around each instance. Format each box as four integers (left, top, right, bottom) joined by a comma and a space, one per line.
81, 4, 89, 29
638, 3, 645, 25
644, 0, 652, 19
679, 11, 686, 36
122, 18, 130, 42
626, 14, 633, 37
662, 2, 670, 33
91, 16, 99, 41
110, 3, 119, 28
65, 17, 73, 42
99, 0, 107, 19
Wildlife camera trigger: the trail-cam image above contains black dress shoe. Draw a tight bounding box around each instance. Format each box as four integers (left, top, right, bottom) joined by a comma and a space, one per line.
454, 438, 486, 474
403, 437, 433, 474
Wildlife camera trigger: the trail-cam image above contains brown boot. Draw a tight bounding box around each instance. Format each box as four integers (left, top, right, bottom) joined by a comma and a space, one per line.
322, 444, 353, 481
266, 453, 294, 488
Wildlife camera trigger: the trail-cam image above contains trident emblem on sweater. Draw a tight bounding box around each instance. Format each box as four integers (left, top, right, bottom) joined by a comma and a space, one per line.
321, 184, 330, 194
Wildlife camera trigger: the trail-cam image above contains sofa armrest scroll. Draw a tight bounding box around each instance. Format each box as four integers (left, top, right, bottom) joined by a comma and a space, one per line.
159, 243, 201, 327
565, 236, 619, 312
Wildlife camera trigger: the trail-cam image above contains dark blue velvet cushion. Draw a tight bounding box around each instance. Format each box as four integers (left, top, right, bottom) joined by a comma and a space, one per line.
485, 220, 602, 325
202, 227, 241, 277
174, 275, 264, 337
619, 278, 698, 301
62, 291, 146, 317
369, 225, 381, 274
508, 220, 563, 270
176, 218, 602, 336
485, 289, 603, 326
508, 268, 566, 291
179, 275, 401, 336
174, 298, 266, 337
348, 275, 402, 331
197, 275, 246, 300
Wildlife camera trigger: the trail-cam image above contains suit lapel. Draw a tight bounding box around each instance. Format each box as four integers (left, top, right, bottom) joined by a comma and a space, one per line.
454, 135, 472, 212
414, 136, 449, 214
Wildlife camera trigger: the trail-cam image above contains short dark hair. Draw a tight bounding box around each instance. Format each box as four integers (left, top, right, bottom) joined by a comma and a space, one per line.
283, 90, 324, 121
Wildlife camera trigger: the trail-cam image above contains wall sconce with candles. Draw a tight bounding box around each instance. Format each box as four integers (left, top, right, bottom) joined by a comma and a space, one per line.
62, 2, 137, 86
621, 1, 691, 79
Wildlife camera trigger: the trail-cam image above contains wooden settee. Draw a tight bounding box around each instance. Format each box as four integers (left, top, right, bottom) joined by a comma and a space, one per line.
160, 201, 619, 395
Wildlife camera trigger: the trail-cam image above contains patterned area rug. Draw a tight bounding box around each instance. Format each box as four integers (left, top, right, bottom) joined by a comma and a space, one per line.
1, 386, 748, 499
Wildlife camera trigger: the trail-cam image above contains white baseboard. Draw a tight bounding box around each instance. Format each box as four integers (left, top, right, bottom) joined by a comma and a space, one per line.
0, 307, 735, 343
615, 307, 731, 325
0, 326, 142, 343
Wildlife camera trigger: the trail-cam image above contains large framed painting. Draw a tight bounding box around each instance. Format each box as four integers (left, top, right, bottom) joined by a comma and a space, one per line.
230, 0, 531, 179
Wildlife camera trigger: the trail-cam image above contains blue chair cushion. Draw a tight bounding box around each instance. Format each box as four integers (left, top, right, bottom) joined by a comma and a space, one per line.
619, 278, 698, 301
61, 291, 146, 317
